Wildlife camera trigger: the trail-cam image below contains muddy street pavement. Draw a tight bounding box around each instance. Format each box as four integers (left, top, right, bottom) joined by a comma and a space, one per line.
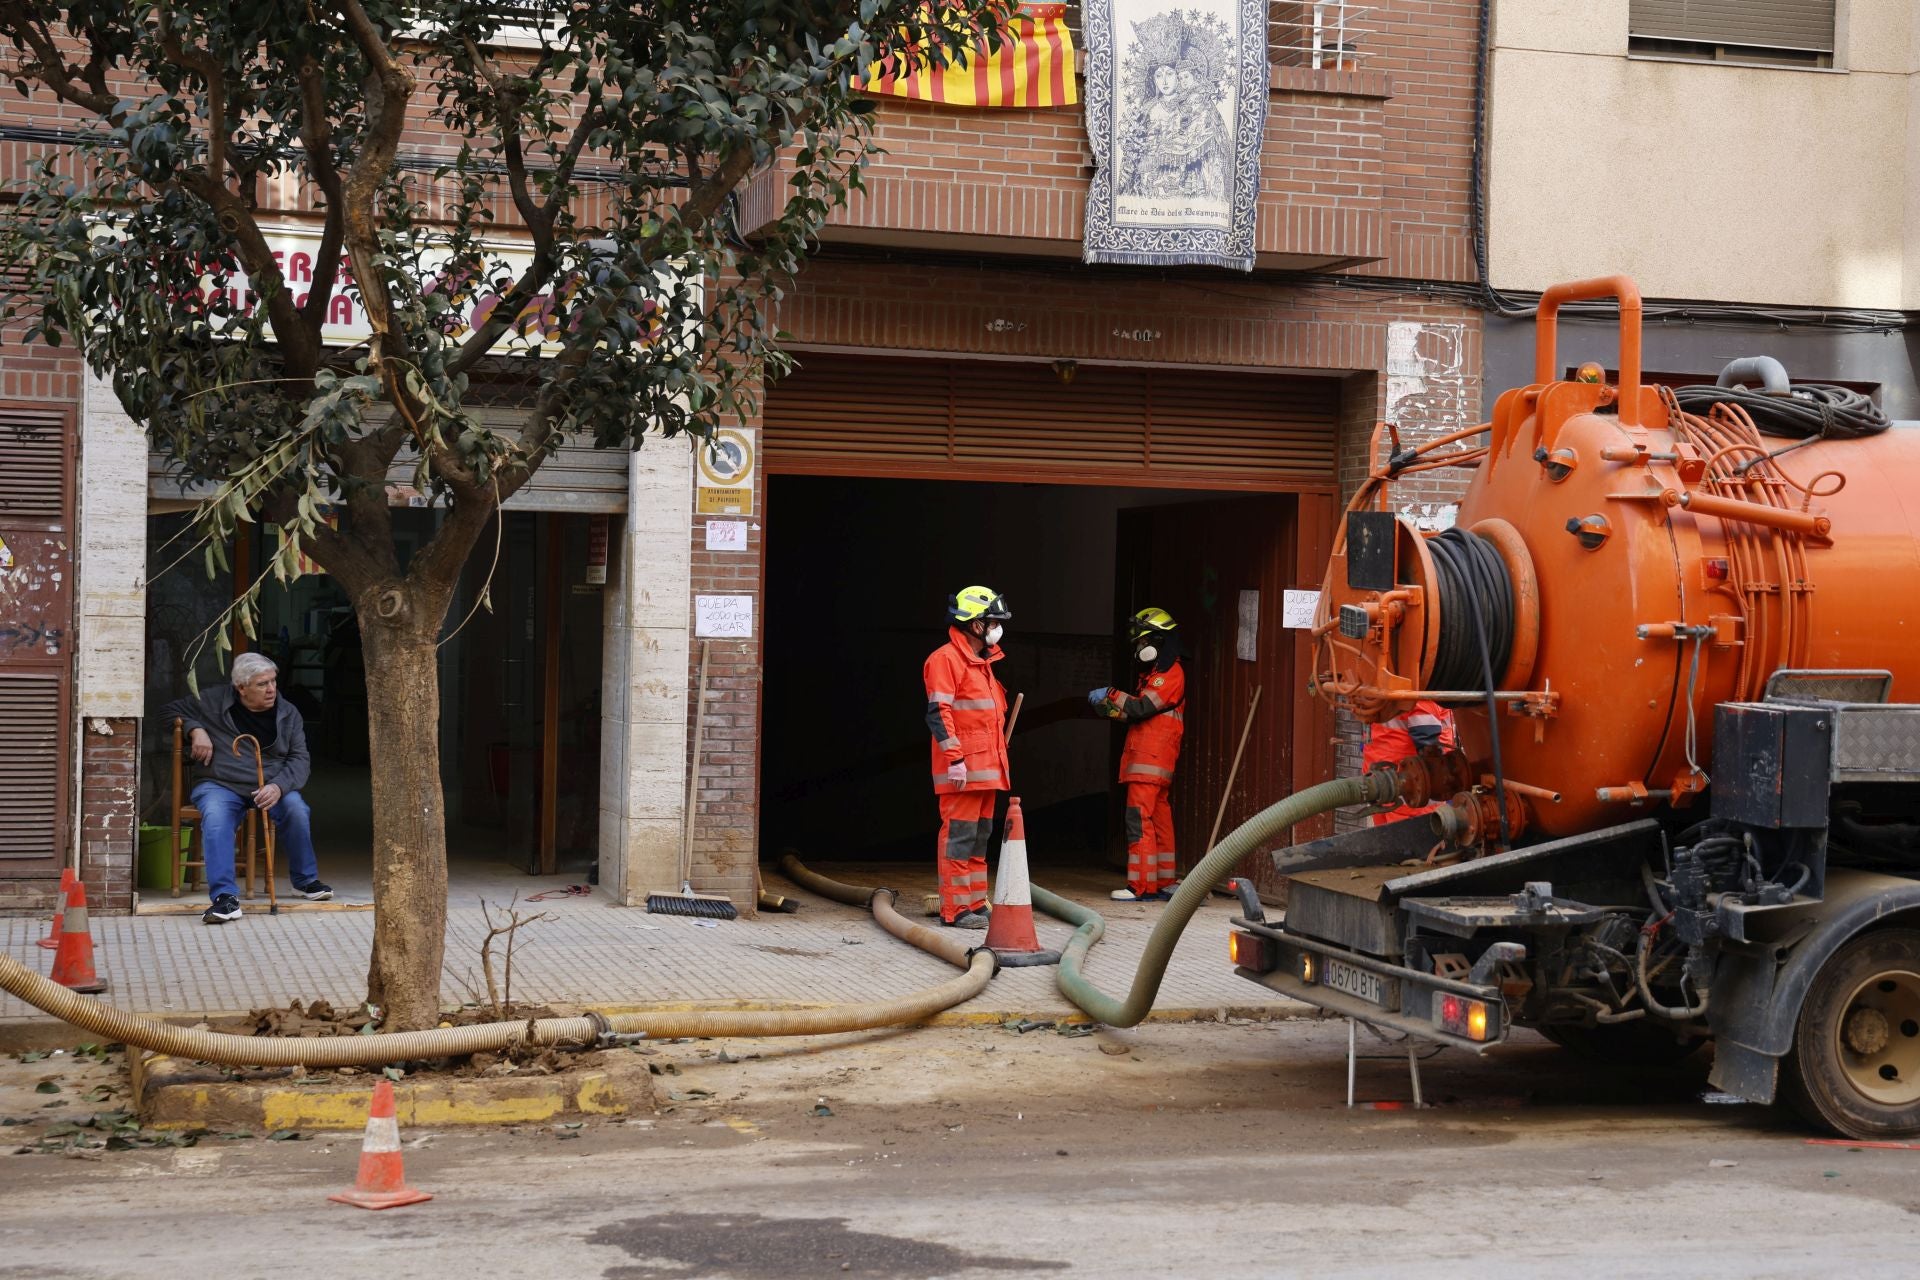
2, 1016, 1916, 1278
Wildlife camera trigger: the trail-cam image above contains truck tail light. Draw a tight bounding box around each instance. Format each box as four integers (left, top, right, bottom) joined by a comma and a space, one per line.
1435, 993, 1491, 1041
1229, 931, 1273, 972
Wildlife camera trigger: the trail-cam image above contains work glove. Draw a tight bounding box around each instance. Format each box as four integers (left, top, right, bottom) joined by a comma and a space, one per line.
1087, 687, 1111, 710
945, 759, 969, 788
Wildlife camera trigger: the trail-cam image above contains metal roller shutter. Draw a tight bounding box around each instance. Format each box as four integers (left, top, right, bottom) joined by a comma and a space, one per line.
1629, 0, 1835, 53
765, 353, 1337, 490
0, 403, 74, 876
149, 405, 630, 512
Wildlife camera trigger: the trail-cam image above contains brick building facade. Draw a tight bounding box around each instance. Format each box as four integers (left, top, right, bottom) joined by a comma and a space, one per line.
3, 0, 1487, 915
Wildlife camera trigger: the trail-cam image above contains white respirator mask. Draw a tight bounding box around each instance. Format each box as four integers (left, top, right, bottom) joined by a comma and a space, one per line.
1136, 643, 1158, 664
984, 624, 1004, 646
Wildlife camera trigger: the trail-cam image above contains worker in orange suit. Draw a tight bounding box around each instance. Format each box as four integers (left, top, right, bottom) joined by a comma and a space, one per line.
1363, 701, 1458, 825
924, 585, 1013, 929
1090, 607, 1186, 902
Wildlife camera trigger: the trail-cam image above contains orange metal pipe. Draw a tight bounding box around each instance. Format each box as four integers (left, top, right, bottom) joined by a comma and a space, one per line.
1533, 275, 1643, 427
1667, 489, 1832, 538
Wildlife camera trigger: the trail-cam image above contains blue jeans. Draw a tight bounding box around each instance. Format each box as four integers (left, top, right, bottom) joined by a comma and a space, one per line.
190, 782, 321, 903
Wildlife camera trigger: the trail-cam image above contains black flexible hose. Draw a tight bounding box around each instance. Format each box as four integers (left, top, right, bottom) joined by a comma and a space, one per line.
1428, 529, 1513, 691
1428, 529, 1513, 842
1671, 383, 1889, 440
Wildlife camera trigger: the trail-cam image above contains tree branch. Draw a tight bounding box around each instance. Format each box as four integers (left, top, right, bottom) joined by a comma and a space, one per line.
461, 37, 547, 241
0, 5, 117, 114
639, 141, 762, 264
175, 175, 322, 377
296, 55, 348, 339
331, 2, 416, 424
543, 108, 601, 219
154, 11, 228, 185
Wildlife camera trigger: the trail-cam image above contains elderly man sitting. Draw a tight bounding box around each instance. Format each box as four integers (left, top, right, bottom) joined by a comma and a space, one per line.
162, 652, 332, 924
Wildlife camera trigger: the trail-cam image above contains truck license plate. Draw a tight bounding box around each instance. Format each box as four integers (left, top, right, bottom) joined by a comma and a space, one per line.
1323, 958, 1385, 1006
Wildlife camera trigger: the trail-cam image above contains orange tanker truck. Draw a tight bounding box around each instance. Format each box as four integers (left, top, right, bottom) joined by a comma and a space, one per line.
1226, 275, 1920, 1139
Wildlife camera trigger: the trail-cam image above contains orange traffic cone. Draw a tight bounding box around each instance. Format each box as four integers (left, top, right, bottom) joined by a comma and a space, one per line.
984, 797, 1060, 967
47, 881, 107, 994
329, 1080, 432, 1210
36, 868, 76, 950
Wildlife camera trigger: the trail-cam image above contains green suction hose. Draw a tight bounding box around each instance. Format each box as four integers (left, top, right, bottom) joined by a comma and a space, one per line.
1035, 774, 1383, 1027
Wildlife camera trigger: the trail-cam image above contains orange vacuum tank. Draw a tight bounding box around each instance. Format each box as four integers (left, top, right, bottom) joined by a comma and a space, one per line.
1316, 275, 1920, 840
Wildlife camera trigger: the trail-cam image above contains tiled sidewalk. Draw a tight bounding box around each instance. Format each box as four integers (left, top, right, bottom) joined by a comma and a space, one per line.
2, 864, 1299, 1026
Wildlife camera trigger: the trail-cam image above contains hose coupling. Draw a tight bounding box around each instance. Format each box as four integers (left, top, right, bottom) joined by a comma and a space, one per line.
1376, 748, 1475, 812
583, 1010, 647, 1049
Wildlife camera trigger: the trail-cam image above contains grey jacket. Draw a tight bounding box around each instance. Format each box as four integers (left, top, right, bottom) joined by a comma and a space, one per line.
161, 685, 311, 800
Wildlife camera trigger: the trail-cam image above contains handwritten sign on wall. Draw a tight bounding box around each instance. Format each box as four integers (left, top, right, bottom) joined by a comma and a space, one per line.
695, 594, 754, 638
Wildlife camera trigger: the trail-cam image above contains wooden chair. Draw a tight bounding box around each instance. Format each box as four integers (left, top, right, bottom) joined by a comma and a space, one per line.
170, 719, 266, 899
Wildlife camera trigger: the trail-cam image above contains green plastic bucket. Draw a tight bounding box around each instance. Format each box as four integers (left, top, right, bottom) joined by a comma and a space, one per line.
137, 824, 188, 892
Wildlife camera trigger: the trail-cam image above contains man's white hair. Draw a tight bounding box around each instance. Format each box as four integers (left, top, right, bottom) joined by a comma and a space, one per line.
231, 652, 278, 689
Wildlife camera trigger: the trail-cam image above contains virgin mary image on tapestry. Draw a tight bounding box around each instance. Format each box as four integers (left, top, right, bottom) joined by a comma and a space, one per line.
1082, 0, 1269, 270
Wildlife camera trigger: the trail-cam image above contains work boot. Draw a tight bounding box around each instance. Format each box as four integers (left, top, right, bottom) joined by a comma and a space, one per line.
943, 911, 990, 929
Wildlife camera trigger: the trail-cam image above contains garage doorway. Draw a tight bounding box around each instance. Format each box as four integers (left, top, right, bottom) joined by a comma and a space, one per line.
759, 476, 1334, 888
760, 351, 1343, 892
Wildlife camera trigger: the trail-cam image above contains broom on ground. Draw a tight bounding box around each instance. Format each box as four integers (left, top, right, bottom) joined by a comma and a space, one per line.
650, 640, 738, 919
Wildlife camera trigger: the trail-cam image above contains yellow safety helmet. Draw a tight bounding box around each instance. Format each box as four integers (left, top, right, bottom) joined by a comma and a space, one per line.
949, 585, 1012, 626
1129, 606, 1177, 639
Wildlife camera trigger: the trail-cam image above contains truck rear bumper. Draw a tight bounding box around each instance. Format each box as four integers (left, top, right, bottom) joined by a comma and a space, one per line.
1236, 922, 1509, 1054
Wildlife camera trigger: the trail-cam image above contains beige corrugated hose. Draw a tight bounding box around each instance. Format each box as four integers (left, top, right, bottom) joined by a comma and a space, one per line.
0, 863, 993, 1066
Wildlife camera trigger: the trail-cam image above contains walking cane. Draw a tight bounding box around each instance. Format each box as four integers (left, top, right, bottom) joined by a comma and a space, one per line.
231, 734, 279, 915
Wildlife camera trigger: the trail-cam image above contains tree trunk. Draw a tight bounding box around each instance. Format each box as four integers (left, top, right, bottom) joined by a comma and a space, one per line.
357, 597, 450, 1031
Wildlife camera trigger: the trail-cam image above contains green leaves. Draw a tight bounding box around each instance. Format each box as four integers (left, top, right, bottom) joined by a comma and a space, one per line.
0, 0, 1013, 672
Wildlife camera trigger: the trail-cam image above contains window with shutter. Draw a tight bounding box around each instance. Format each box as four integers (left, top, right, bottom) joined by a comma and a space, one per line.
1628, 0, 1837, 69
0, 404, 74, 877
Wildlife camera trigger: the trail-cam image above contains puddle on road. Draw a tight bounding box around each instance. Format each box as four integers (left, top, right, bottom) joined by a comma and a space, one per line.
588, 1212, 1067, 1277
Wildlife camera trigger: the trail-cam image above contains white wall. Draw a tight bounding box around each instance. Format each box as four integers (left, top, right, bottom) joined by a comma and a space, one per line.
598, 439, 694, 905
77, 374, 148, 718
1490, 0, 1919, 308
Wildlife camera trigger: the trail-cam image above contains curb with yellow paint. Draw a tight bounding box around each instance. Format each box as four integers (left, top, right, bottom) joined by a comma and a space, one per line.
132, 1050, 654, 1131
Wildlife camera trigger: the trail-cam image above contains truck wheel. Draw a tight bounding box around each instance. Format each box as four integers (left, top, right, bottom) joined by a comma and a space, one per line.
1541, 1022, 1699, 1065
1782, 928, 1920, 1139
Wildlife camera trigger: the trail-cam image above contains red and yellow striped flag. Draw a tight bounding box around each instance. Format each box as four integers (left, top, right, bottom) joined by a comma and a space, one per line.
864, 4, 1077, 108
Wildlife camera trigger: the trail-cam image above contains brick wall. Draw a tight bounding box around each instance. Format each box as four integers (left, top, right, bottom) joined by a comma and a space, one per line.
77, 717, 137, 913
684, 398, 767, 909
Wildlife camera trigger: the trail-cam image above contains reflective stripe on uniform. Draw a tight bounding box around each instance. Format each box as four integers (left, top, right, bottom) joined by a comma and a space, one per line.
965, 768, 1003, 783
1164, 709, 1183, 722
930, 691, 955, 704
952, 698, 997, 711
1123, 763, 1175, 780
1143, 690, 1165, 709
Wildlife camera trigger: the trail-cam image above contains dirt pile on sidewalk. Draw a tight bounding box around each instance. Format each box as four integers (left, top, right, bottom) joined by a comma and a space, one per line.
212, 999, 616, 1079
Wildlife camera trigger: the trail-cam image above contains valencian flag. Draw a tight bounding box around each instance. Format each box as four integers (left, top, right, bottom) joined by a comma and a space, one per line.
864, 3, 1077, 108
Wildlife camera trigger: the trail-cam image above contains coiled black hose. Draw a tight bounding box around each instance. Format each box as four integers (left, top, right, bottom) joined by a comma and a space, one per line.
1428, 529, 1513, 692
1671, 383, 1889, 440
1428, 528, 1513, 842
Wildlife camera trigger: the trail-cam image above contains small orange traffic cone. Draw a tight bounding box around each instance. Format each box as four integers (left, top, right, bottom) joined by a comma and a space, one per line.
984, 797, 1060, 967
47, 881, 107, 994
36, 868, 76, 951
329, 1079, 432, 1210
